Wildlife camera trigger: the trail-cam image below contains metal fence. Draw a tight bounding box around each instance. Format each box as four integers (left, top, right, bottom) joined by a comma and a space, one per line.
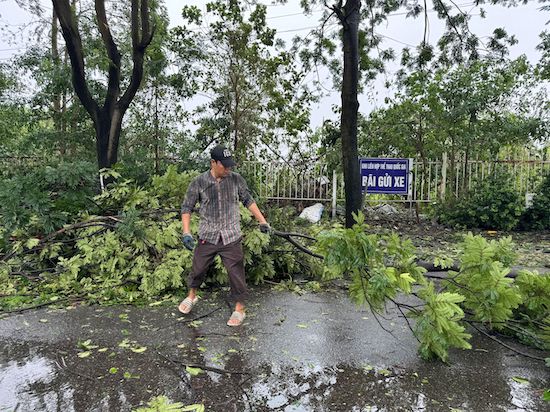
3, 155, 549, 213
412, 155, 550, 203
241, 156, 550, 213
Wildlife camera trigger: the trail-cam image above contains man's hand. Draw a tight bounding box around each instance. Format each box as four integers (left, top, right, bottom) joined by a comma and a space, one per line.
182, 233, 196, 251
259, 223, 272, 234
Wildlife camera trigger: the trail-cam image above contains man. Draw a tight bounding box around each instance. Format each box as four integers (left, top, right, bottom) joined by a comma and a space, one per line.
179, 144, 270, 326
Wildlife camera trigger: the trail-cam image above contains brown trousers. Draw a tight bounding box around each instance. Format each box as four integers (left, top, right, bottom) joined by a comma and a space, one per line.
188, 237, 248, 303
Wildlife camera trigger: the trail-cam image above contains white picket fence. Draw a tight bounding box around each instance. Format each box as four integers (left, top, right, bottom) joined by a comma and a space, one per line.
241, 156, 550, 212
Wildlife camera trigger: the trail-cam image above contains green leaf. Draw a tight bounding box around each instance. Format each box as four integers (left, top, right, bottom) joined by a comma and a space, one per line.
77, 351, 91, 358
185, 366, 204, 376
118, 339, 131, 348
182, 405, 205, 412
78, 339, 98, 350
188, 320, 203, 328
130, 346, 147, 353
109, 367, 118, 374
512, 376, 529, 385
134, 395, 185, 411
543, 389, 550, 402
25, 238, 40, 249
123, 371, 140, 379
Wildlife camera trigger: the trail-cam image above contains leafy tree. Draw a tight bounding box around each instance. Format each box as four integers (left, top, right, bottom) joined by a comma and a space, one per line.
293, 0, 364, 228
51, 0, 154, 170
359, 71, 445, 163
172, 1, 313, 162
12, 43, 96, 159
0, 64, 32, 159
0, 2, 97, 161
121, 2, 195, 177
359, 58, 546, 164
290, 0, 523, 227
435, 58, 543, 177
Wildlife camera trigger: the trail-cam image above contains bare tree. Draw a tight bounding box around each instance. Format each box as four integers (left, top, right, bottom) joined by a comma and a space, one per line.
51, 0, 154, 169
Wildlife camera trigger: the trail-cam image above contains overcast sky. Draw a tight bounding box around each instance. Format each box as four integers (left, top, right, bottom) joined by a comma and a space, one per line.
0, 0, 548, 126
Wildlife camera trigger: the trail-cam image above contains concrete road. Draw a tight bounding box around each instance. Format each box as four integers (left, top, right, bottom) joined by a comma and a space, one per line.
0, 286, 548, 411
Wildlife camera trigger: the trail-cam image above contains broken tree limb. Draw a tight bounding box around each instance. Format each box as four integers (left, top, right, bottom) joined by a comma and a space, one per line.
467, 321, 548, 362
416, 260, 549, 277
272, 229, 324, 259
157, 350, 251, 376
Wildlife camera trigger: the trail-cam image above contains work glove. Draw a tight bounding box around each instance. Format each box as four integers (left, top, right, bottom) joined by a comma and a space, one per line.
259, 223, 272, 234
182, 233, 196, 251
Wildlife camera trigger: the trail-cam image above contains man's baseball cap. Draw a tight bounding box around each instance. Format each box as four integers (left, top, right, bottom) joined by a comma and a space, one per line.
211, 144, 236, 168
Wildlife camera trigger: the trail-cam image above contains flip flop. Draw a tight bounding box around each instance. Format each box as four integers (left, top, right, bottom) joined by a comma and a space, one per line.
178, 296, 198, 314
227, 310, 246, 327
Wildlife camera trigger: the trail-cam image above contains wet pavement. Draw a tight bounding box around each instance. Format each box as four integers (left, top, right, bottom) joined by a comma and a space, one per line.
0, 286, 548, 411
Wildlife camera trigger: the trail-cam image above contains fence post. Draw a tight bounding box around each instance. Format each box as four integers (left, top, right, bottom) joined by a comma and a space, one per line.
332, 169, 337, 219
440, 152, 447, 200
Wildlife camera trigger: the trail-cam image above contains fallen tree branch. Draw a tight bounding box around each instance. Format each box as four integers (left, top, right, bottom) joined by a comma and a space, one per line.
0, 297, 72, 315
272, 229, 324, 260
467, 321, 548, 362
387, 296, 421, 343
155, 349, 193, 393
182, 307, 222, 324
157, 350, 251, 376
156, 306, 223, 331
416, 260, 549, 277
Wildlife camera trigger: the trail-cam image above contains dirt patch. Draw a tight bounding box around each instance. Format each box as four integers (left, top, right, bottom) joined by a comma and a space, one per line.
364, 210, 550, 270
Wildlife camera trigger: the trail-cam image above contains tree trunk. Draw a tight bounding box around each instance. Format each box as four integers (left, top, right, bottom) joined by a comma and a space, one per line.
95, 107, 123, 170
450, 137, 456, 198
154, 84, 160, 174
463, 145, 470, 195
52, 0, 153, 171
339, 0, 362, 228
51, 7, 65, 156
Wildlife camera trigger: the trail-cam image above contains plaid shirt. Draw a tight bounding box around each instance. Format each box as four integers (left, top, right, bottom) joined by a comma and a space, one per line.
181, 170, 255, 245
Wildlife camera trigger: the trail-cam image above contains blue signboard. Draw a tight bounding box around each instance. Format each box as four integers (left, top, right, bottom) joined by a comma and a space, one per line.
360, 158, 413, 195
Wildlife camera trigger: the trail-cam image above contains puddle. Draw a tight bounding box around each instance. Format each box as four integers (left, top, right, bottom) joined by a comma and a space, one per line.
0, 350, 55, 411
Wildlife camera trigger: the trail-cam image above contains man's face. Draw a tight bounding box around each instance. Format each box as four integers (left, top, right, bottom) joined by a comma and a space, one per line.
212, 160, 232, 177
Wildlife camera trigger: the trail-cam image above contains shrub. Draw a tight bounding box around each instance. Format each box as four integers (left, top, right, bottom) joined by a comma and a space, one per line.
434, 170, 524, 230
519, 172, 550, 230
